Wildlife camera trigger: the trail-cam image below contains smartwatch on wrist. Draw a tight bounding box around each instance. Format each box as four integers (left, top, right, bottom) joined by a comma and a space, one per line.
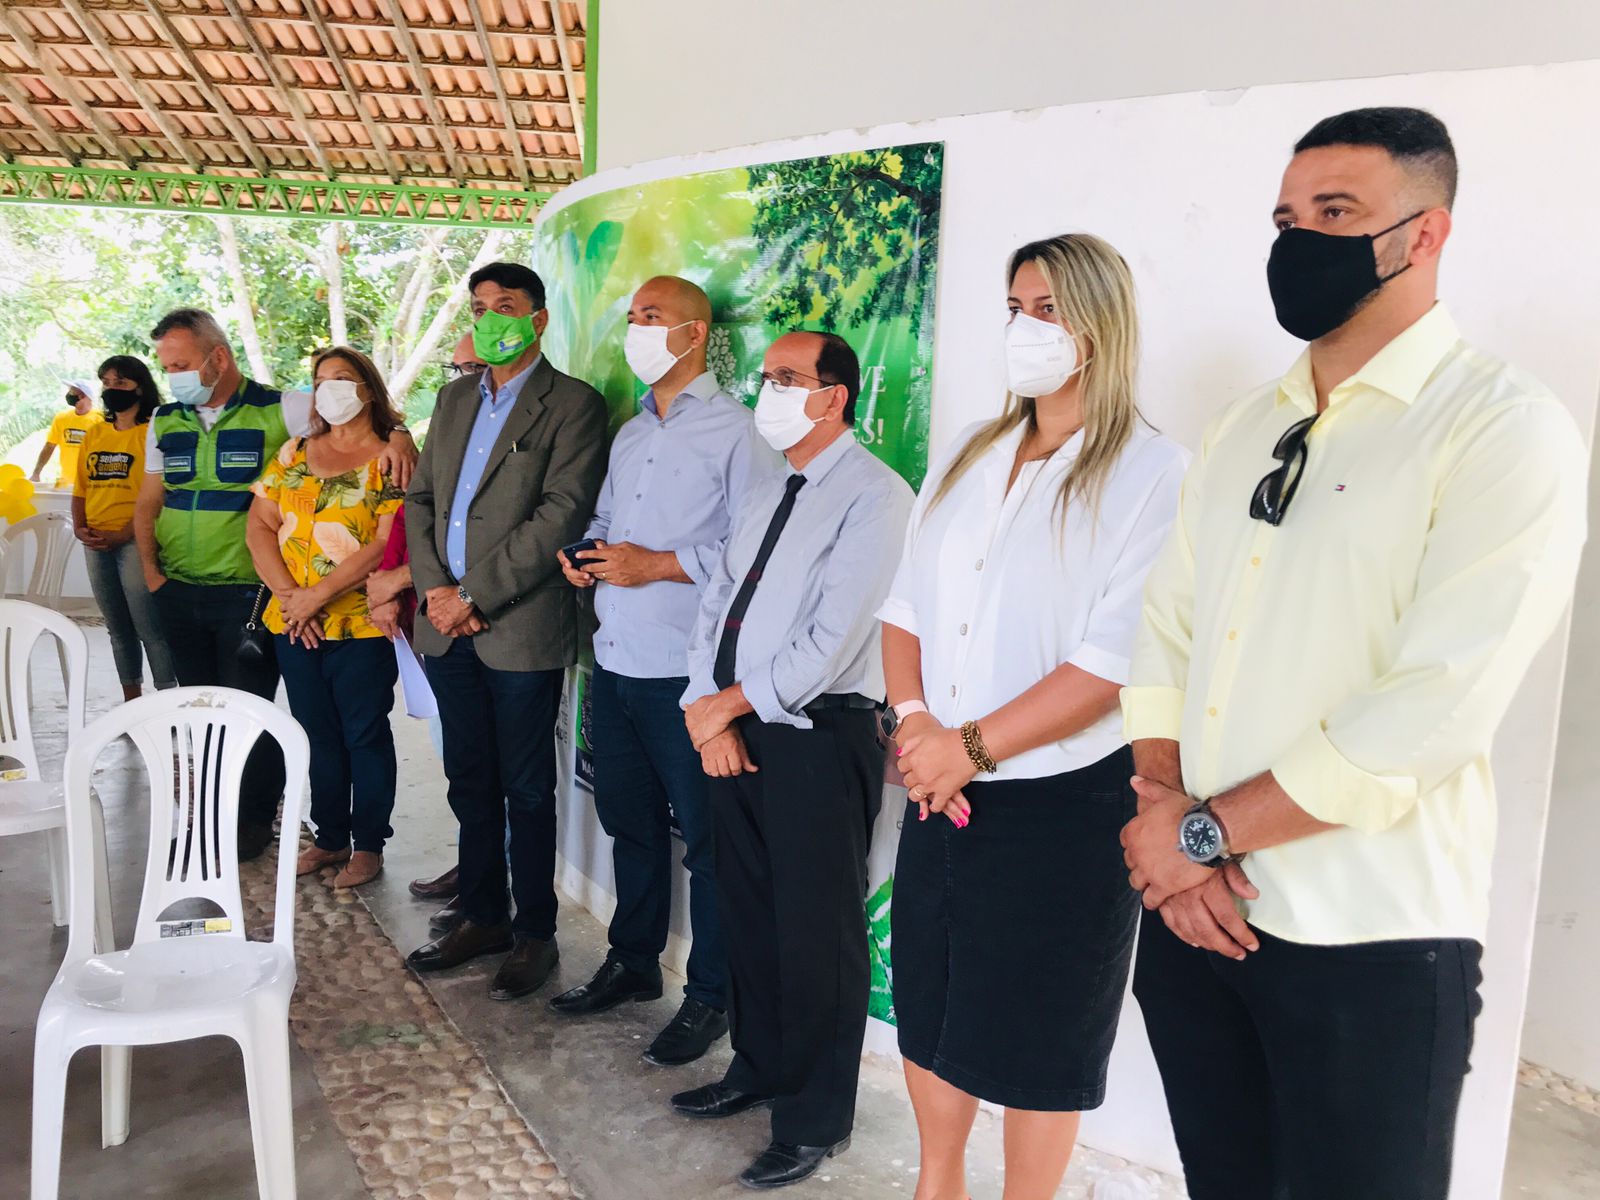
1178, 799, 1232, 867
880, 699, 929, 740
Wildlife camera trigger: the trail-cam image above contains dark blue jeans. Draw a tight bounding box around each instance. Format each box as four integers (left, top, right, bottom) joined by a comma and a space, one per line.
591, 666, 725, 1009
424, 637, 562, 940
275, 634, 398, 854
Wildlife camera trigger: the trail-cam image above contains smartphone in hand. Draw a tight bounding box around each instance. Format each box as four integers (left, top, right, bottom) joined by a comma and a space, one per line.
559, 539, 601, 570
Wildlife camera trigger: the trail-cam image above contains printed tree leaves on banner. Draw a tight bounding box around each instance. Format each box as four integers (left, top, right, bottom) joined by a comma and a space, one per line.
867, 875, 895, 1024
749, 146, 943, 331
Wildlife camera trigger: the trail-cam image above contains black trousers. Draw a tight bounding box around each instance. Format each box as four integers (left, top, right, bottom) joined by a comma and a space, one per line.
153, 580, 285, 829
710, 708, 883, 1147
1132, 912, 1483, 1200
424, 637, 563, 939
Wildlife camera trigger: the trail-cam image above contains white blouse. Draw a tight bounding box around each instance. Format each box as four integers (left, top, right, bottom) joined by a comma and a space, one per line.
878, 420, 1188, 780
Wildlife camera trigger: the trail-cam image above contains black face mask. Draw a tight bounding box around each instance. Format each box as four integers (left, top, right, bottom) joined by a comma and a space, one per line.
102, 386, 141, 414
1266, 211, 1424, 341
64, 392, 80, 406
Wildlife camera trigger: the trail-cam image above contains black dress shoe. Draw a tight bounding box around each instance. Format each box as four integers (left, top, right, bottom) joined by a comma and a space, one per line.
670, 1082, 773, 1119
644, 996, 729, 1066
237, 823, 274, 863
738, 1138, 851, 1190
490, 936, 559, 1001
406, 919, 513, 972
549, 956, 663, 1016
409, 865, 459, 900
428, 896, 465, 935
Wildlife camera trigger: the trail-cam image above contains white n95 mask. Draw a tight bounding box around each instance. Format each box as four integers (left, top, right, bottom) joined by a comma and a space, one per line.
314, 379, 364, 426
1005, 312, 1084, 398
624, 322, 693, 386
754, 380, 827, 452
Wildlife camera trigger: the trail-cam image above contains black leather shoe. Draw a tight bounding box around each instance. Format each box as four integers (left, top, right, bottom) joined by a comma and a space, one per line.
549, 956, 663, 1016
644, 997, 729, 1066
670, 1082, 773, 1120
409, 865, 459, 900
738, 1138, 851, 1190
428, 896, 465, 935
490, 936, 559, 1001
237, 823, 274, 863
406, 919, 513, 972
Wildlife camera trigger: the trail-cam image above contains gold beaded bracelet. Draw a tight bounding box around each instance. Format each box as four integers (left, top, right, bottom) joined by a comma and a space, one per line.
960, 720, 998, 774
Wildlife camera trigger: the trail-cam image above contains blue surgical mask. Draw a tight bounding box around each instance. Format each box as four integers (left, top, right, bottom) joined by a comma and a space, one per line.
167, 369, 215, 408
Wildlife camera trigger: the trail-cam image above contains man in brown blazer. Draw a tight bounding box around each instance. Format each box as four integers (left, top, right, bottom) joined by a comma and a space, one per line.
404, 262, 607, 1000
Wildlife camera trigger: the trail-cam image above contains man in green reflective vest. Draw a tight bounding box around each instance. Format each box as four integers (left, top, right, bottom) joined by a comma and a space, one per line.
133, 307, 416, 861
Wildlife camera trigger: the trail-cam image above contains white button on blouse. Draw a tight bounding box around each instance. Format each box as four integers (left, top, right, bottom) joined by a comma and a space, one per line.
879, 419, 1188, 780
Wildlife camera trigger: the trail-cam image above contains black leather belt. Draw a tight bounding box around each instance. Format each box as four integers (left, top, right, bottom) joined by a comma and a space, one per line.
802, 692, 882, 716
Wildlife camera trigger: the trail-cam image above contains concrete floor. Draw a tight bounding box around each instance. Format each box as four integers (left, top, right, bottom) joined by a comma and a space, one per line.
3, 622, 1598, 1199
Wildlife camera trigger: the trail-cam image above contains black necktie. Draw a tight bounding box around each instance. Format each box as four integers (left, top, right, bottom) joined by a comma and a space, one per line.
713, 473, 806, 690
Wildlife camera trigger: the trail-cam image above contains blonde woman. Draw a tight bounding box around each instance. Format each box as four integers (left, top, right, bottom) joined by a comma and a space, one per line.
246, 347, 405, 888
878, 235, 1187, 1200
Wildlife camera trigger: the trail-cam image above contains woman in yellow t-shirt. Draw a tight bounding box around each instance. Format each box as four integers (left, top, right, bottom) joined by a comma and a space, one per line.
73, 357, 176, 701
246, 346, 405, 889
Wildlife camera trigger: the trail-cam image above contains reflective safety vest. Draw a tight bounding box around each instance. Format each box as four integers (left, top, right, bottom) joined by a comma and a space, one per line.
152, 379, 289, 586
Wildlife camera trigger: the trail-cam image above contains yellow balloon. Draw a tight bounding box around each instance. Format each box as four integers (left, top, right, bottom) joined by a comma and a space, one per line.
0, 498, 19, 523
4, 477, 32, 501
12, 499, 37, 520
0, 464, 22, 484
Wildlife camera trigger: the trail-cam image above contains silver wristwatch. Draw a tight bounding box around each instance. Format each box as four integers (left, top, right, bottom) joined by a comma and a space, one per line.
457, 584, 474, 607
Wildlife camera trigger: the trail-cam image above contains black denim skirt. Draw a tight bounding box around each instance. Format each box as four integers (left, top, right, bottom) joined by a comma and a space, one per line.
890, 746, 1139, 1111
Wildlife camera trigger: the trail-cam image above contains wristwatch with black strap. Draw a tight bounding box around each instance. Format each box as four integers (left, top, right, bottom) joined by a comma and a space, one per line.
1178, 798, 1233, 868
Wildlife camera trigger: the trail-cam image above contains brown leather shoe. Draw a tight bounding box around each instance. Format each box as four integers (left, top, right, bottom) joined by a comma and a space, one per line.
489, 937, 559, 1001
333, 851, 383, 888
409, 865, 459, 900
296, 844, 350, 877
406, 920, 514, 972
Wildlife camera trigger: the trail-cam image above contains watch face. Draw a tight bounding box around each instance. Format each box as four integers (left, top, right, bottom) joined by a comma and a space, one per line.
879, 708, 899, 740
1181, 814, 1222, 861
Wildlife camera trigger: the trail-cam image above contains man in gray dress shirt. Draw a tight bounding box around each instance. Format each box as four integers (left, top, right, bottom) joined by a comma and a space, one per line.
550, 276, 778, 1067
669, 330, 915, 1190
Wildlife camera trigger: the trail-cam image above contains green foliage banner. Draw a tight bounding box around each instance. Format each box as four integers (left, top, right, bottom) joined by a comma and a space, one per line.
534, 141, 944, 490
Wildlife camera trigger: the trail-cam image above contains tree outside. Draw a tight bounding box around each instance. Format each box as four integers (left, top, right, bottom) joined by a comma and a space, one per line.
0, 205, 534, 461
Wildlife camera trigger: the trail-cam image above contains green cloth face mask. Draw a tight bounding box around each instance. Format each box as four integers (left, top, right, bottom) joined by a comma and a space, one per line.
473, 309, 538, 365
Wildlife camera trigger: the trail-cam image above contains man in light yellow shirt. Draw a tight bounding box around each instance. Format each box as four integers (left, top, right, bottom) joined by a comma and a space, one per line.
32, 378, 102, 488
1119, 108, 1588, 1200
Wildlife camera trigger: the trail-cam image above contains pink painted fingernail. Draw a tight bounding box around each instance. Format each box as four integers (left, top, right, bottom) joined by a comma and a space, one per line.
918, 809, 927, 822
896, 748, 903, 757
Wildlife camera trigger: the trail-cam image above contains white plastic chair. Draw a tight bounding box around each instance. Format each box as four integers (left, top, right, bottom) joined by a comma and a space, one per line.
0, 511, 77, 605
31, 687, 310, 1200
0, 512, 78, 687
0, 600, 109, 935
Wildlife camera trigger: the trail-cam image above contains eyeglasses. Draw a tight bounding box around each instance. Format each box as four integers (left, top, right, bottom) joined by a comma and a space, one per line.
440, 361, 486, 380
1249, 414, 1317, 526
756, 367, 838, 391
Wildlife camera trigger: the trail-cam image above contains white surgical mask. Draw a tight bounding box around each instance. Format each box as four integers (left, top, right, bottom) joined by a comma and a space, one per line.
315, 379, 364, 426
624, 321, 694, 387
167, 368, 214, 408
754, 380, 828, 452
1004, 312, 1085, 398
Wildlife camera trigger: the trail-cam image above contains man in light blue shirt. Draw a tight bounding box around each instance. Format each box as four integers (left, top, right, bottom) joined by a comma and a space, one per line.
551, 277, 778, 1069
670, 330, 914, 1190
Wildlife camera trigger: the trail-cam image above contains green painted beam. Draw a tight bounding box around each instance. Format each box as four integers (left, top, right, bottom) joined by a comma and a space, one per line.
0, 162, 551, 226
583, 0, 599, 176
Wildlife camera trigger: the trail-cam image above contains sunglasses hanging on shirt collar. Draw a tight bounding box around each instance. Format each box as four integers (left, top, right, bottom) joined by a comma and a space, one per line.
1249, 414, 1318, 526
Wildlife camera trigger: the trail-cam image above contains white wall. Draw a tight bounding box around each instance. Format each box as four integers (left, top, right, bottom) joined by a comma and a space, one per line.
1524, 462, 1600, 1090
549, 60, 1600, 1197
595, 0, 1600, 171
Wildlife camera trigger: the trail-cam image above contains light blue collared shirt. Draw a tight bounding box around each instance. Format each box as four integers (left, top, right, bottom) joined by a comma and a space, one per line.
586, 372, 779, 679
446, 357, 540, 580
683, 430, 915, 728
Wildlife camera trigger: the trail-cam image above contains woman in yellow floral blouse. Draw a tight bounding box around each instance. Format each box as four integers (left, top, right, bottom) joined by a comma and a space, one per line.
247, 346, 406, 888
